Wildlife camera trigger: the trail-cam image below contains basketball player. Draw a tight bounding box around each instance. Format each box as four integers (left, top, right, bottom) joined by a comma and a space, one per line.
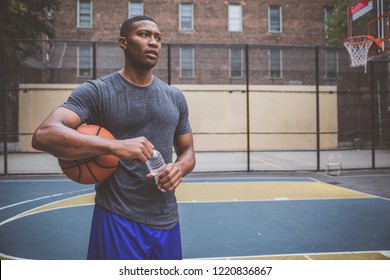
31, 16, 196, 260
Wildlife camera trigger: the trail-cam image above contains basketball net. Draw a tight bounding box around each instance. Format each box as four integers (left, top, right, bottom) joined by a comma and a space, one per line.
343, 35, 374, 73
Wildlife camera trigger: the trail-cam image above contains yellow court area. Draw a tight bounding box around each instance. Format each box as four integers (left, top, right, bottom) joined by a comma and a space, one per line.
175, 181, 373, 202
23, 180, 373, 216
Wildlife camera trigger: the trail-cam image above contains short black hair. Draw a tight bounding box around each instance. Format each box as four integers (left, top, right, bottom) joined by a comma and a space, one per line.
120, 16, 158, 37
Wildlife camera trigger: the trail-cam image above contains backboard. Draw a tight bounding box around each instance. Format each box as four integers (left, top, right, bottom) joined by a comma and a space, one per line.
348, 0, 390, 61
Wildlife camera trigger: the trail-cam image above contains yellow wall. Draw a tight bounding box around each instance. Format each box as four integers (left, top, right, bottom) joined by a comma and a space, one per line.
19, 84, 338, 152
181, 84, 338, 151
18, 84, 76, 152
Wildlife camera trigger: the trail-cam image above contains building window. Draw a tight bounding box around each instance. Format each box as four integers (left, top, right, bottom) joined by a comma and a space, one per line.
129, 2, 144, 18
180, 47, 194, 78
325, 49, 338, 79
77, 0, 92, 28
230, 47, 243, 78
78, 46, 92, 77
324, 7, 334, 35
179, 3, 194, 31
268, 6, 282, 33
269, 49, 282, 79
228, 4, 242, 32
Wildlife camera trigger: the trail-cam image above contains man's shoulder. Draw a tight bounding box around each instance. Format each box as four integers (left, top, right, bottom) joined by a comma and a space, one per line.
82, 72, 122, 92
95, 72, 121, 84
76, 72, 118, 87
153, 76, 181, 94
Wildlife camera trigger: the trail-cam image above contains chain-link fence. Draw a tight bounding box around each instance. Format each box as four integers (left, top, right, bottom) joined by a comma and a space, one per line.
1, 39, 389, 174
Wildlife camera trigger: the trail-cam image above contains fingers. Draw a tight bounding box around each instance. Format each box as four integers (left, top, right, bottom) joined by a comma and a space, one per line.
133, 137, 154, 161
116, 137, 154, 161
156, 163, 182, 192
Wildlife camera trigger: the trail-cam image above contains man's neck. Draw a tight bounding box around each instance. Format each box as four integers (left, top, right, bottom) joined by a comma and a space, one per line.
119, 68, 153, 87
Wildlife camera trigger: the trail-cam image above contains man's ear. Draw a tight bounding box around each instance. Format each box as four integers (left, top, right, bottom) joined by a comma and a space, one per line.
119, 37, 127, 50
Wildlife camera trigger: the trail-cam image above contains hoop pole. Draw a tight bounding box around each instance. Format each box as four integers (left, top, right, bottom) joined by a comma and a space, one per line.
348, 11, 352, 38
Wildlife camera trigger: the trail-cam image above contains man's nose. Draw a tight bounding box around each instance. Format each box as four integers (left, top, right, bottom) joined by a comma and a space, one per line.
148, 37, 159, 47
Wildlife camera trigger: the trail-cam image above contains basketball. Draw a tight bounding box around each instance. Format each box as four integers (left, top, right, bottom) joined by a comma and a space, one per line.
58, 125, 119, 184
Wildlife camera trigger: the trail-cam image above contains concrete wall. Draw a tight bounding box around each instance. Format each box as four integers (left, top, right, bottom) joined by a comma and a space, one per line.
182, 85, 338, 151
19, 84, 76, 152
19, 84, 337, 152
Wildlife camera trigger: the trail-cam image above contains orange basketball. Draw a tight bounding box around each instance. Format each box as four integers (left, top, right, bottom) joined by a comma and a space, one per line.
58, 125, 119, 184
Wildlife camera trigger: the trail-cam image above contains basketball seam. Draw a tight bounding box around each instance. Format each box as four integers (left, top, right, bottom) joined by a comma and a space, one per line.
85, 161, 101, 183
60, 157, 118, 170
92, 158, 118, 169
59, 157, 98, 169
96, 126, 102, 136
76, 162, 82, 183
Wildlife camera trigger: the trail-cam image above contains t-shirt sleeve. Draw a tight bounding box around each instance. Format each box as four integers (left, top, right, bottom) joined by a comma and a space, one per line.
60, 81, 101, 125
175, 89, 192, 136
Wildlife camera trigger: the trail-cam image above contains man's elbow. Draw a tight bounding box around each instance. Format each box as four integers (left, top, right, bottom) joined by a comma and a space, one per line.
31, 127, 52, 152
186, 154, 196, 175
190, 156, 196, 171
31, 130, 44, 151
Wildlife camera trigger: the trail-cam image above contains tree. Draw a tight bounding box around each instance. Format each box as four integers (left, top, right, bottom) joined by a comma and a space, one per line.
0, 0, 60, 85
325, 0, 355, 46
0, 0, 60, 145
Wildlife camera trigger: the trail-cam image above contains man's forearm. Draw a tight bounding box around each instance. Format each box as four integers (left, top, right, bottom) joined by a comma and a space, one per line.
32, 123, 116, 160
174, 149, 196, 177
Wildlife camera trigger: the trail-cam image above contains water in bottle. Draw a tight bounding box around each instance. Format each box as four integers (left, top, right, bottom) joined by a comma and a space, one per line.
146, 149, 166, 180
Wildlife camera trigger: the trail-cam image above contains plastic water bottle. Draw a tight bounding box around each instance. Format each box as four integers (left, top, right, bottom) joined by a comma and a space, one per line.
146, 149, 166, 181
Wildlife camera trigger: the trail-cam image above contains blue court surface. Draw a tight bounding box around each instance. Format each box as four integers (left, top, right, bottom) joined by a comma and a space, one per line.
0, 176, 389, 260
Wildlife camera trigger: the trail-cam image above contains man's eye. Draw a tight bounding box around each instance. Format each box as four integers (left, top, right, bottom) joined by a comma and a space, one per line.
155, 36, 162, 41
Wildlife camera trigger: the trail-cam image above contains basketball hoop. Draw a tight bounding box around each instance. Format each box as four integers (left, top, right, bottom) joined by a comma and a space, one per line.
343, 35, 374, 73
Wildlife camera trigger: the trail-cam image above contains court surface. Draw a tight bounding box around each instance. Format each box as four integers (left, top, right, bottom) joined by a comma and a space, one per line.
0, 174, 389, 260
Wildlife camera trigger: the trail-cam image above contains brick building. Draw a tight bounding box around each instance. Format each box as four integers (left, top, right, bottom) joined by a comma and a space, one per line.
36, 0, 386, 151
53, 0, 338, 45
40, 0, 342, 85
7, 0, 389, 163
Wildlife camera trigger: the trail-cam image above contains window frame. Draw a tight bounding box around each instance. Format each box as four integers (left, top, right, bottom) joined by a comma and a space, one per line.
77, 45, 93, 78
268, 48, 282, 79
228, 4, 243, 32
179, 3, 194, 31
268, 5, 282, 33
325, 49, 339, 79
180, 47, 195, 78
128, 1, 144, 18
77, 0, 93, 28
229, 47, 243, 78
324, 6, 334, 35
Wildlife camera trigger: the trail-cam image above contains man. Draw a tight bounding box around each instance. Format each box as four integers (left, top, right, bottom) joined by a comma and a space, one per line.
32, 16, 196, 260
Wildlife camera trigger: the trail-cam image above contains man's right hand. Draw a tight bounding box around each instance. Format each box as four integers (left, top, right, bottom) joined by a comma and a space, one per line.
113, 137, 154, 162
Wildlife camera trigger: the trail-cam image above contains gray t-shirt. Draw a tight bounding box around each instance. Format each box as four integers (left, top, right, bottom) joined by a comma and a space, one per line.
61, 72, 192, 229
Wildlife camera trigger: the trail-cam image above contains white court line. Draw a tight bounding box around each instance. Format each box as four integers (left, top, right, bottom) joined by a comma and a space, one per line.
178, 196, 374, 204
0, 252, 30, 260
0, 187, 94, 211
0, 197, 94, 227
338, 174, 390, 178
0, 178, 75, 183
184, 250, 390, 260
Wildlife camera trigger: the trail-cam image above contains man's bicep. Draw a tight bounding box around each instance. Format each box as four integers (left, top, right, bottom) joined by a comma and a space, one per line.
174, 133, 194, 154
41, 107, 82, 130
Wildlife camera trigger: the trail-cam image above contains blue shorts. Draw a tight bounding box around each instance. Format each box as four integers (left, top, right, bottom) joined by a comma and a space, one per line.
87, 204, 182, 260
